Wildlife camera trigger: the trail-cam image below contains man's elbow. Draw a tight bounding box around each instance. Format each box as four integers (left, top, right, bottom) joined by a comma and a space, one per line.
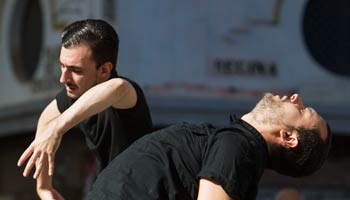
109, 78, 131, 96
108, 78, 136, 108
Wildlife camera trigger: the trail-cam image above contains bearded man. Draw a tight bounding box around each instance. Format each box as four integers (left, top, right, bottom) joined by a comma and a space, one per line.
86, 93, 331, 200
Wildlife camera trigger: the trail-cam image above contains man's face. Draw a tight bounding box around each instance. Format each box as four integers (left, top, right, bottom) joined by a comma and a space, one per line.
255, 93, 328, 141
59, 44, 99, 99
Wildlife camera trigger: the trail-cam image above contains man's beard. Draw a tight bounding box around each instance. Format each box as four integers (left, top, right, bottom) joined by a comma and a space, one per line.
251, 93, 285, 125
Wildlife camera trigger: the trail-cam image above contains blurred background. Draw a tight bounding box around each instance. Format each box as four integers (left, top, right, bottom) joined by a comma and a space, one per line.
0, 0, 349, 199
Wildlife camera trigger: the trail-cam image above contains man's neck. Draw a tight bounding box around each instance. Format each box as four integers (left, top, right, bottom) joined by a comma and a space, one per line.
241, 112, 275, 156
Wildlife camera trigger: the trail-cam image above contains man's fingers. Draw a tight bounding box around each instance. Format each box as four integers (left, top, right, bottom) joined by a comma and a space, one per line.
22, 150, 41, 177
48, 154, 55, 176
17, 145, 34, 167
33, 153, 45, 179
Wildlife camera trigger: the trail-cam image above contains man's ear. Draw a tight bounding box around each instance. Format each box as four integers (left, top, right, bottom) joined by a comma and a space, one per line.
98, 62, 113, 80
279, 130, 298, 148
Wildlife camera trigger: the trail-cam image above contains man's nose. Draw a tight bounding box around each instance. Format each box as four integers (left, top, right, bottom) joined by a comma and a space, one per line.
60, 68, 70, 84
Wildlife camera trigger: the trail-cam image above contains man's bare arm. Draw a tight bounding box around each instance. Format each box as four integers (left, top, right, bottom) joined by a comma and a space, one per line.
197, 178, 232, 200
58, 78, 137, 132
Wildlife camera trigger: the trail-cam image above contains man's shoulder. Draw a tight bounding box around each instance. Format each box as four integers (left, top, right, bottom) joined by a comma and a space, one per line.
116, 76, 139, 86
110, 76, 144, 93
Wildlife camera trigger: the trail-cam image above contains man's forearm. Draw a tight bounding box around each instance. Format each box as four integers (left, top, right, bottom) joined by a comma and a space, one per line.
56, 78, 134, 136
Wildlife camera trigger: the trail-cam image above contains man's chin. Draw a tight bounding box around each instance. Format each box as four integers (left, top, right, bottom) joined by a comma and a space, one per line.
263, 92, 274, 98
66, 91, 79, 99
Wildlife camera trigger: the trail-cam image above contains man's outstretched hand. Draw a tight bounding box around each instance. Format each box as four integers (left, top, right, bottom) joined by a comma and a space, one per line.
17, 121, 63, 179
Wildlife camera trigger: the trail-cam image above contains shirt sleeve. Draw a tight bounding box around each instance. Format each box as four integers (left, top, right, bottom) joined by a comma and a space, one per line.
197, 130, 255, 200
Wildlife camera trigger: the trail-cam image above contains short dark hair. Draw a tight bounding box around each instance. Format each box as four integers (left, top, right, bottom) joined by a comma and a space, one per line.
269, 124, 332, 177
61, 19, 119, 73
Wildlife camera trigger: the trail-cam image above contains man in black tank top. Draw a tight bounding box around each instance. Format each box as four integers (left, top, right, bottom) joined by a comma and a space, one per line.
17, 19, 153, 199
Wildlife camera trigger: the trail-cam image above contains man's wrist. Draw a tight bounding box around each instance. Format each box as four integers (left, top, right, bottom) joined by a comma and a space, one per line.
54, 115, 68, 137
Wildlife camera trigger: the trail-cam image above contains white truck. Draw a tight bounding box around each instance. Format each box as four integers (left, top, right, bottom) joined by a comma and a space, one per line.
0, 0, 349, 135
